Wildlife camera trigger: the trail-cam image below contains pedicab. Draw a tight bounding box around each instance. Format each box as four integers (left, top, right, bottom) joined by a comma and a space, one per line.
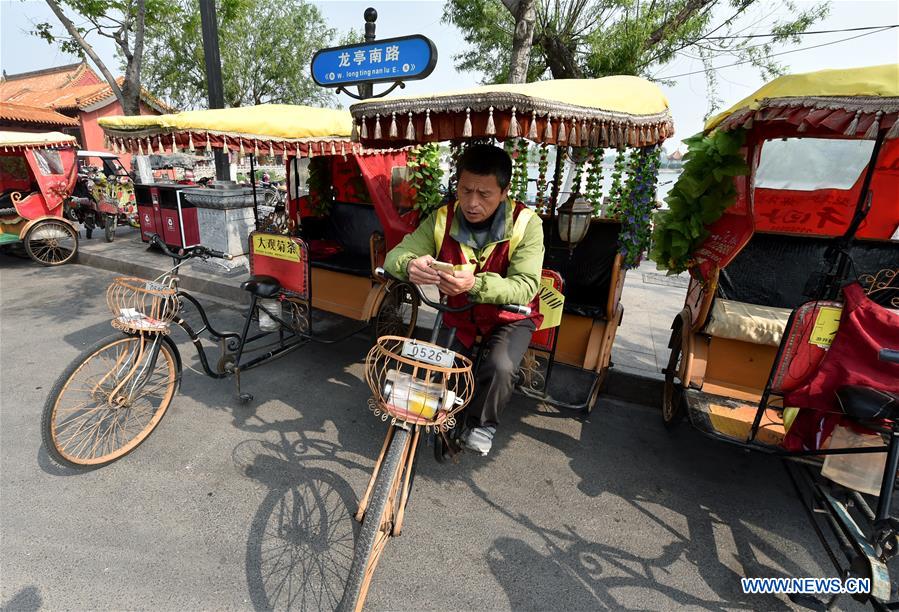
0, 131, 80, 265
338, 76, 673, 610
39, 105, 426, 470
652, 64, 899, 609
67, 149, 137, 242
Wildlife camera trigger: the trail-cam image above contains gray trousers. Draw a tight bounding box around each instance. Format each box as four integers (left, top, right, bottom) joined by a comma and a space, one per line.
445, 318, 536, 428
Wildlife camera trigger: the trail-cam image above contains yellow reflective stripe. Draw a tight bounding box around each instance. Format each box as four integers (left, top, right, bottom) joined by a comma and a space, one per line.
509, 207, 536, 255
433, 206, 448, 255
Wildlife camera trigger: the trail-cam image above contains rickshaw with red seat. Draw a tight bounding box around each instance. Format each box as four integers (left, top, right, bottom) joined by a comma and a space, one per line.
652, 64, 899, 609
0, 131, 80, 265
339, 75, 674, 610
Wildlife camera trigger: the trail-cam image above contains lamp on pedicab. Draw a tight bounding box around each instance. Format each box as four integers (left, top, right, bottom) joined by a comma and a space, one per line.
556, 193, 592, 249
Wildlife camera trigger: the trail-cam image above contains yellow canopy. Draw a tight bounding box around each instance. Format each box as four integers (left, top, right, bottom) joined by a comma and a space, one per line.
350, 76, 673, 148
99, 104, 353, 140
0, 130, 78, 149
706, 64, 899, 131
353, 75, 670, 118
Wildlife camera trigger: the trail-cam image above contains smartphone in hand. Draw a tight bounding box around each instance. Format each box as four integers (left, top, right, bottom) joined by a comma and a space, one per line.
428, 260, 455, 274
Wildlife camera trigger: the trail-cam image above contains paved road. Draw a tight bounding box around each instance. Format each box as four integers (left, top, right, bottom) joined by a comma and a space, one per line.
1, 255, 841, 611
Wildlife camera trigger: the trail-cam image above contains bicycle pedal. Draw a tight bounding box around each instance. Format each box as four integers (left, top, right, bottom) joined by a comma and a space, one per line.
238, 393, 254, 404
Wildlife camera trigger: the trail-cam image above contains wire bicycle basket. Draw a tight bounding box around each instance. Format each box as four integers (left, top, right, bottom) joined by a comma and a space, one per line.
106, 276, 179, 334
364, 335, 474, 431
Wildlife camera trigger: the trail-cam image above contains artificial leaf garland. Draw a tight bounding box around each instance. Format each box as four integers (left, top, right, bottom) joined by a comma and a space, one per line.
407, 143, 445, 219
618, 146, 662, 269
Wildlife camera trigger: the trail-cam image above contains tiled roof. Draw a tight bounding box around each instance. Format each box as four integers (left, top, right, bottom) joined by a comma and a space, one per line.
0, 102, 79, 126
0, 63, 99, 101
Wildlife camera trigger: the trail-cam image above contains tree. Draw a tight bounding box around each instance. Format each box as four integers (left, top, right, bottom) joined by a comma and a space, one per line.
34, 0, 175, 115
444, 0, 828, 105
142, 0, 349, 109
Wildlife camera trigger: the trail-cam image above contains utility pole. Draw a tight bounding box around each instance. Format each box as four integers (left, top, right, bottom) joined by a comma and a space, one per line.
199, 0, 231, 183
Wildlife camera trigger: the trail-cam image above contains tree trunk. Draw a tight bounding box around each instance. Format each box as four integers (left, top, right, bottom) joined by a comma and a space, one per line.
643, 0, 716, 50
540, 33, 583, 79
506, 0, 537, 83
121, 0, 147, 115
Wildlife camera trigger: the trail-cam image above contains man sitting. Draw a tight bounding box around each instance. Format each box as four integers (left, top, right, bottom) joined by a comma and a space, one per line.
384, 144, 545, 455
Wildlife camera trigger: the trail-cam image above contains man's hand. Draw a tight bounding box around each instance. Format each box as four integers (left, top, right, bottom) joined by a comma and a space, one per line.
437, 269, 476, 296
407, 255, 440, 286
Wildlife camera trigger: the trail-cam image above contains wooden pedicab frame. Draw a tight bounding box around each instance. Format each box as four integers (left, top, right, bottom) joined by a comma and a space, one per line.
350, 79, 674, 416
0, 133, 81, 265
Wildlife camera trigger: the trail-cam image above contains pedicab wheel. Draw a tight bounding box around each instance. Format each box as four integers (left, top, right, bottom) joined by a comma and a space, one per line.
662, 327, 685, 429
104, 214, 117, 242
41, 334, 179, 468
341, 427, 411, 612
24, 219, 78, 266
372, 281, 419, 341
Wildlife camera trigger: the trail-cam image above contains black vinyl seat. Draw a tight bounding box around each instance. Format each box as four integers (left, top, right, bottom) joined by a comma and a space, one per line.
836, 385, 899, 421
240, 275, 282, 298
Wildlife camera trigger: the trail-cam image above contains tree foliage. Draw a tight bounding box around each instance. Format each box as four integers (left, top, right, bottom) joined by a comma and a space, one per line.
142, 0, 349, 109
444, 0, 829, 110
34, 0, 176, 114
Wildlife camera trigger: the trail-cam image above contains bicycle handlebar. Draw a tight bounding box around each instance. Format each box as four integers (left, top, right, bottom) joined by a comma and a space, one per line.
375, 267, 531, 316
148, 234, 233, 262
880, 349, 899, 365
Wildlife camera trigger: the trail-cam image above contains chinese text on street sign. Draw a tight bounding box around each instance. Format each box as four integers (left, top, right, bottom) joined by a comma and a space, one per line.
311, 35, 437, 88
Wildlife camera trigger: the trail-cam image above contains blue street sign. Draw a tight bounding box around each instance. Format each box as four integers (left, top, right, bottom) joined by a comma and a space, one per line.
311, 35, 437, 88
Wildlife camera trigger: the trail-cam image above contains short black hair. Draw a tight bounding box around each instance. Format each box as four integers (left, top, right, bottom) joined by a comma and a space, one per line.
457, 144, 513, 190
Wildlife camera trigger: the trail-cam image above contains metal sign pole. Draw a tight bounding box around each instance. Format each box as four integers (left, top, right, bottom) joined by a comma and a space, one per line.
357, 8, 377, 100
199, 0, 231, 183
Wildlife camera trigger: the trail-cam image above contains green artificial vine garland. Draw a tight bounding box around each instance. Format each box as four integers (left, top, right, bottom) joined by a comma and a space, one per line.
618, 146, 662, 269
650, 128, 749, 273
605, 148, 628, 218
407, 143, 445, 219
585, 147, 605, 215
536, 145, 549, 212
307, 157, 333, 216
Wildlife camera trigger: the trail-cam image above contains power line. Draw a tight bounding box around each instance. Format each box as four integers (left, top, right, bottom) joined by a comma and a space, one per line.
655, 26, 897, 80
704, 24, 899, 39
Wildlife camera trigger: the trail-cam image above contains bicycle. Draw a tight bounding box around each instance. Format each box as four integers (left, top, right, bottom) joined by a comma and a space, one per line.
340, 268, 530, 611
40, 234, 313, 469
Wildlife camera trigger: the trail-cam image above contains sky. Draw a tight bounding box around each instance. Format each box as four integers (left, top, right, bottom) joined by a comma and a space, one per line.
1, 0, 897, 151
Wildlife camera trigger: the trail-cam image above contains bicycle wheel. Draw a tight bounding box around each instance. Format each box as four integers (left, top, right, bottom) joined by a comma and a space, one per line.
103, 214, 117, 242
341, 427, 411, 612
41, 334, 179, 468
24, 219, 78, 266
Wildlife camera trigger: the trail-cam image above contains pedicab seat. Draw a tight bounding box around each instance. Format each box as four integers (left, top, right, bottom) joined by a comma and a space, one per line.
308, 201, 382, 278
240, 275, 282, 298
836, 386, 899, 421
704, 300, 792, 347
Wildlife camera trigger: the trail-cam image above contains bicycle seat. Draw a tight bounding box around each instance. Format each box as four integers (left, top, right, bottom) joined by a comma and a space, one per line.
836, 385, 899, 421
240, 275, 282, 298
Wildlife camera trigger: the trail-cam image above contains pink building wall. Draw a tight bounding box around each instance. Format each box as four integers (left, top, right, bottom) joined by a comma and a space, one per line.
79, 100, 158, 170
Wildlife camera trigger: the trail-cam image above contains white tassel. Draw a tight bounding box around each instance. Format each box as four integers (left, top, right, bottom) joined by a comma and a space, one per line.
222, 135, 228, 151
361, 117, 368, 139
254, 139, 259, 157
486, 106, 495, 135
462, 108, 472, 138
146, 137, 152, 154
508, 106, 520, 138
528, 111, 538, 140
188, 133, 195, 152
239, 139, 245, 156
374, 114, 382, 139
864, 110, 883, 139
205, 133, 212, 153
296, 143, 301, 158
558, 119, 567, 144
341, 142, 347, 157
886, 117, 899, 139
351, 121, 358, 141
157, 137, 164, 155
569, 120, 577, 146
268, 141, 274, 157
406, 112, 415, 140
544, 114, 554, 141
389, 112, 398, 138
171, 134, 178, 153
845, 111, 861, 136
138, 139, 144, 156
424, 109, 433, 136
320, 142, 326, 155
330, 142, 336, 155
581, 120, 589, 146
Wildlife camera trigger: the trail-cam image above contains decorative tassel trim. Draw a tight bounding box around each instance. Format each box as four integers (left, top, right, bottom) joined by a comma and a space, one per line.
239, 138, 245, 156
171, 134, 178, 153
886, 118, 899, 139
222, 135, 228, 151
205, 133, 212, 153
268, 141, 274, 157
137, 139, 144, 156
463, 107, 472, 138
616, 123, 625, 149
360, 117, 368, 139
485, 106, 496, 135
589, 122, 598, 147
652, 125, 660, 143
320, 142, 326, 155
601, 122, 609, 146
528, 111, 538, 140
508, 106, 520, 138
845, 110, 861, 136
157, 137, 165, 155
351, 121, 358, 141
374, 114, 382, 140
341, 142, 347, 157
544, 114, 554, 141
864, 110, 883, 139
797, 121, 808, 133
389, 112, 398, 138
424, 109, 433, 136
330, 142, 336, 155
569, 120, 577, 146
296, 143, 301, 158
254, 139, 259, 157
558, 118, 567, 144
406, 112, 415, 140
581, 119, 588, 146
189, 133, 195, 152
